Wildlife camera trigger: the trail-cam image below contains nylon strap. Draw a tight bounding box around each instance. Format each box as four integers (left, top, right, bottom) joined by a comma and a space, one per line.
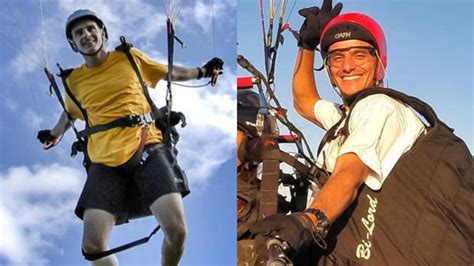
259, 133, 281, 218
278, 150, 326, 188
77, 112, 154, 139
44, 67, 80, 137
317, 87, 445, 164
342, 87, 442, 134
115, 36, 158, 114
82, 224, 160, 261
57, 66, 90, 128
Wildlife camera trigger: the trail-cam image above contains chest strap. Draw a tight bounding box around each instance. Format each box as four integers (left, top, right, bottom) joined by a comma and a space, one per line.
77, 112, 154, 139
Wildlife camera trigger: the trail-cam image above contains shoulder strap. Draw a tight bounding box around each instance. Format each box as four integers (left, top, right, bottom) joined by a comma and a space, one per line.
115, 36, 158, 114
340, 87, 449, 138
316, 106, 347, 156
316, 87, 450, 164
44, 67, 76, 124
57, 66, 90, 128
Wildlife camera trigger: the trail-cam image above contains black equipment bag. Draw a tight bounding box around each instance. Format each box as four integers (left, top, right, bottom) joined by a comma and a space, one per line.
318, 88, 473, 265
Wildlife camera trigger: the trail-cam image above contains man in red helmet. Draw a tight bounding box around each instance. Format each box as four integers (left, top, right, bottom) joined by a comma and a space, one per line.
249, 0, 472, 265
36, 9, 223, 266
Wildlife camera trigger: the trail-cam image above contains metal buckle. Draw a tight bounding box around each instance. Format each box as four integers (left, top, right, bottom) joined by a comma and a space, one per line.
128, 113, 154, 127
142, 112, 154, 124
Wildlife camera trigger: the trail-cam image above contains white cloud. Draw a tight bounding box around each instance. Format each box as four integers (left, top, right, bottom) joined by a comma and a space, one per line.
150, 70, 236, 184
0, 164, 83, 266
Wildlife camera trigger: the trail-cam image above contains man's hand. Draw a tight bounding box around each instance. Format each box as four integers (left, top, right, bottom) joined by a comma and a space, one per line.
201, 57, 224, 78
37, 130, 60, 150
297, 0, 343, 50
249, 213, 315, 261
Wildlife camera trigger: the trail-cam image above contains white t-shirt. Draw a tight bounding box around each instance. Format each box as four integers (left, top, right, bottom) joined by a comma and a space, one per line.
314, 94, 426, 190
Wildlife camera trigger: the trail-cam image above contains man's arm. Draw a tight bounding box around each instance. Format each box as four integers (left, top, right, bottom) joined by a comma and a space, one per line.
170, 57, 224, 81
37, 111, 74, 150
248, 152, 369, 254
51, 111, 74, 137
292, 48, 322, 127
307, 152, 370, 223
170, 65, 203, 81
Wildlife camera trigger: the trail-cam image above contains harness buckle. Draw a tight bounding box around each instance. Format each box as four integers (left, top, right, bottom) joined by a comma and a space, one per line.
127, 113, 154, 127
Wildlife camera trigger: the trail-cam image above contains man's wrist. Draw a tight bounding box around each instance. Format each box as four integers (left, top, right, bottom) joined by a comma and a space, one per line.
303, 208, 330, 239
50, 128, 62, 139
196, 67, 204, 79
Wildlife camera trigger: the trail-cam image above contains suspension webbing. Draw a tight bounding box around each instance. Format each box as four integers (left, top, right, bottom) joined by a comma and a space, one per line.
82, 225, 161, 261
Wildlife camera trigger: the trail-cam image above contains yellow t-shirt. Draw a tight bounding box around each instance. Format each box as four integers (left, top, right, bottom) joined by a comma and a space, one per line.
65, 48, 167, 166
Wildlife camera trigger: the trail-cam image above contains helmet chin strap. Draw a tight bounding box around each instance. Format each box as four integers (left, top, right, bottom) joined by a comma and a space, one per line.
374, 50, 388, 88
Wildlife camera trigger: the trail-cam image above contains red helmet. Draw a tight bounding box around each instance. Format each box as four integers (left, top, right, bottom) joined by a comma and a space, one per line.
320, 12, 387, 81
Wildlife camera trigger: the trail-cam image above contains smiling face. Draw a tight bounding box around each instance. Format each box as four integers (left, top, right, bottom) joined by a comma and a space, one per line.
69, 19, 105, 55
327, 39, 378, 97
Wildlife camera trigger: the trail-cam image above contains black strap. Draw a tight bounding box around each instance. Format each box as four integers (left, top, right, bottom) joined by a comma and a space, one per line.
259, 133, 281, 218
279, 150, 327, 188
82, 225, 161, 261
342, 87, 445, 135
316, 87, 447, 162
58, 66, 90, 128
115, 36, 158, 115
316, 106, 347, 156
115, 36, 178, 145
44, 67, 80, 137
77, 112, 154, 138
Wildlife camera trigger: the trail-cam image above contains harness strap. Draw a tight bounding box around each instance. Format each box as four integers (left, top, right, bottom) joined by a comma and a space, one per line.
77, 112, 154, 139
341, 87, 443, 136
58, 66, 90, 127
316, 105, 346, 156
82, 224, 161, 261
259, 133, 281, 218
115, 36, 158, 115
137, 125, 150, 159
115, 36, 180, 145
316, 87, 445, 167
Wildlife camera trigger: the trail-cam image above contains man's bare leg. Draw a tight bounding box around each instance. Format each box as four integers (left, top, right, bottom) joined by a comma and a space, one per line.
82, 209, 119, 266
150, 193, 187, 266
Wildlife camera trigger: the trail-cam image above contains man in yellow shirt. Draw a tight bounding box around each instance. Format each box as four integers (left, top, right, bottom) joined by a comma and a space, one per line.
37, 9, 223, 266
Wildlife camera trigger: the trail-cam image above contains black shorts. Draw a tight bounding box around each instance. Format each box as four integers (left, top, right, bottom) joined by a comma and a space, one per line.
75, 143, 190, 225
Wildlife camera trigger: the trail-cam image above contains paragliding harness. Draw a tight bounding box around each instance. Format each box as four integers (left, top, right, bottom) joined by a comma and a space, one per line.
44, 36, 189, 261
56, 36, 186, 165
315, 88, 473, 265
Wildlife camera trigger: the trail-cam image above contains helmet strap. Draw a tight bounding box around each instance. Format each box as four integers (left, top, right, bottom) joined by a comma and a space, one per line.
374, 50, 388, 87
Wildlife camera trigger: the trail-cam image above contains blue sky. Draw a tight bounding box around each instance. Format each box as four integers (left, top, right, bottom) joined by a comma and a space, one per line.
0, 0, 236, 265
238, 0, 473, 158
